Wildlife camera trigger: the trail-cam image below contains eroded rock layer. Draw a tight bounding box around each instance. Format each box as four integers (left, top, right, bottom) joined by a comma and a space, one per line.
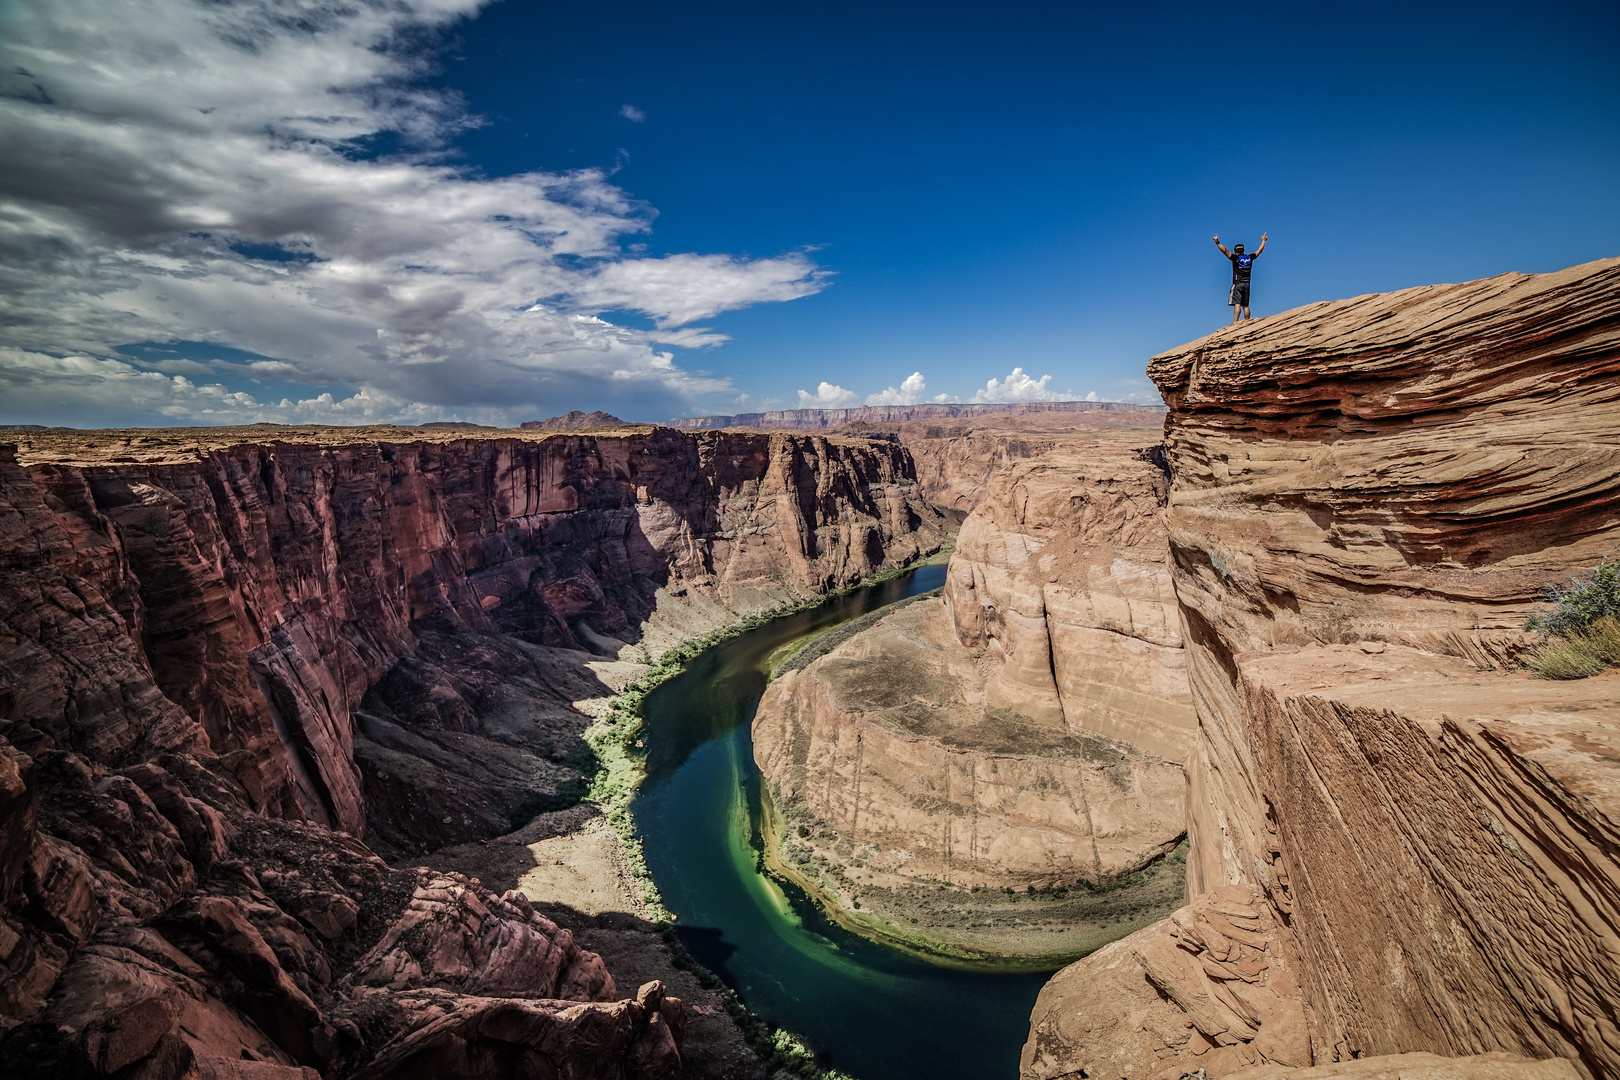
1027, 257, 1620, 1079
759, 599, 1184, 887
753, 435, 1194, 959
1023, 884, 1311, 1078
0, 426, 945, 1078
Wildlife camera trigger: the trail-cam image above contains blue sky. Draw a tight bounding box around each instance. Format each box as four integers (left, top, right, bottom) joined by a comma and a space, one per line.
1, 0, 1616, 426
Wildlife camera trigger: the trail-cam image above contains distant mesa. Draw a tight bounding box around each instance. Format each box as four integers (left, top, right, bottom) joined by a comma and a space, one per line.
667, 400, 1164, 430
419, 420, 496, 429
520, 410, 626, 430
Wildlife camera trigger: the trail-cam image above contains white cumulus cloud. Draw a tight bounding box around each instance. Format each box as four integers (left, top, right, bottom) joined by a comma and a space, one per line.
0, 0, 825, 426
864, 371, 958, 406
970, 367, 1078, 404
0, 346, 482, 428
619, 104, 646, 122
796, 382, 859, 409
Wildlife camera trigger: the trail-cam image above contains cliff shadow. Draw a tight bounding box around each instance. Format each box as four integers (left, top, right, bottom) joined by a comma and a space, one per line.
477, 502, 716, 657
354, 624, 633, 861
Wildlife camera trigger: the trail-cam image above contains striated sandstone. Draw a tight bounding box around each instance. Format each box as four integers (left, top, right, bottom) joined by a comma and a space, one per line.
1024, 884, 1312, 1080
1231, 1051, 1581, 1079
342, 873, 615, 1001
347, 979, 685, 1080
1026, 257, 1620, 1079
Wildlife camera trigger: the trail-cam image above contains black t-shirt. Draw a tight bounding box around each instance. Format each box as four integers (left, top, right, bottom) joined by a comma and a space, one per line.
1230, 250, 1258, 284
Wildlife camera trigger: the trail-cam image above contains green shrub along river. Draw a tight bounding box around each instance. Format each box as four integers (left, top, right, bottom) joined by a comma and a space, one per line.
632, 564, 1053, 1080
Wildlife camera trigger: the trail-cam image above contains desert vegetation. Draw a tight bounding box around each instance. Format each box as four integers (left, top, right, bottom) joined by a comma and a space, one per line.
1526, 559, 1620, 678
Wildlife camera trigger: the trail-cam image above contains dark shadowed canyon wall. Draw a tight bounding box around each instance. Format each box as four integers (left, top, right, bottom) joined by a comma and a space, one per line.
0, 426, 945, 1078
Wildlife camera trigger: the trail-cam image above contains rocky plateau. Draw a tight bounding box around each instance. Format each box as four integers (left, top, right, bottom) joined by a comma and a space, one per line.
667, 401, 1165, 433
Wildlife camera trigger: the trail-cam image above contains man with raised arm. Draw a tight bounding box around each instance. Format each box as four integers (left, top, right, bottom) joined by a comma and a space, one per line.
1213, 231, 1268, 324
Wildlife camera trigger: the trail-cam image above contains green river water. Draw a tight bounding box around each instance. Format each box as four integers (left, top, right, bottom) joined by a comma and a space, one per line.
632, 565, 1054, 1080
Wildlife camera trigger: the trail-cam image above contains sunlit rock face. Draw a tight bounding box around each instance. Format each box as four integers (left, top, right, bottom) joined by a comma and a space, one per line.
943, 438, 1196, 762
0, 426, 943, 1078
752, 433, 1196, 959
1025, 257, 1620, 1079
756, 596, 1186, 891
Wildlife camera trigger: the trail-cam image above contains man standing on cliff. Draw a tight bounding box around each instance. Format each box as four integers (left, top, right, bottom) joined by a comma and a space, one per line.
1213, 232, 1267, 324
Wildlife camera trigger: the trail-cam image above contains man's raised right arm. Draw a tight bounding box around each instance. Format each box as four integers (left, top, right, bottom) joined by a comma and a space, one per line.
1212, 234, 1232, 258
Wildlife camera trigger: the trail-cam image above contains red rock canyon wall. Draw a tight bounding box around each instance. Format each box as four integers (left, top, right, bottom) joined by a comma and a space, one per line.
0, 427, 945, 1076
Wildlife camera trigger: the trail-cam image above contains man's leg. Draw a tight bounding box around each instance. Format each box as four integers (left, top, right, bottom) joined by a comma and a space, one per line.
1242, 305, 1252, 320
1231, 305, 1240, 325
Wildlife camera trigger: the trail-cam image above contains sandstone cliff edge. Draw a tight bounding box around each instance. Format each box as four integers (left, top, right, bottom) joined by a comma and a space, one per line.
1024, 257, 1620, 1079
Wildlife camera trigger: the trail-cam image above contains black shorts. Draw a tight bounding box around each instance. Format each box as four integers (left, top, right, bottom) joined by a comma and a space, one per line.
1229, 282, 1251, 307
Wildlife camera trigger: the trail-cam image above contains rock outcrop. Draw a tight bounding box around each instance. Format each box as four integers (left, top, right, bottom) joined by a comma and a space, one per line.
1023, 885, 1310, 1079
0, 760, 684, 1080
0, 426, 944, 1077
758, 598, 1185, 887
1026, 257, 1620, 1078
521, 411, 625, 430
753, 434, 1194, 960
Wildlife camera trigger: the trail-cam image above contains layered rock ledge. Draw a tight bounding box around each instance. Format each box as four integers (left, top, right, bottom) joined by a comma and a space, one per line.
1026, 257, 1620, 1078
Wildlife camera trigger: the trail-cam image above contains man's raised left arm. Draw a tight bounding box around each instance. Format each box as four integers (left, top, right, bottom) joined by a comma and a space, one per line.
1254, 232, 1269, 255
